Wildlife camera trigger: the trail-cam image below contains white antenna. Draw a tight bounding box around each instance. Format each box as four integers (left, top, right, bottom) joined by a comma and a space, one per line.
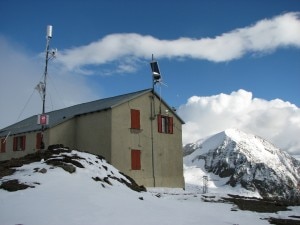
47, 25, 53, 38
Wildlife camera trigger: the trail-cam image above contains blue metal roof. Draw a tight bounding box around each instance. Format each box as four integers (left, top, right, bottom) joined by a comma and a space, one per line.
0, 89, 184, 137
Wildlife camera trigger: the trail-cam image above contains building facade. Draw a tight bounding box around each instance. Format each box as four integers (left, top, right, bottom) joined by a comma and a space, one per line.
0, 89, 185, 188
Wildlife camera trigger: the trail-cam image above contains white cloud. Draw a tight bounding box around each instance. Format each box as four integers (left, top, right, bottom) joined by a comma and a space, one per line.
57, 12, 300, 74
1, 12, 300, 157
177, 89, 300, 155
0, 36, 100, 129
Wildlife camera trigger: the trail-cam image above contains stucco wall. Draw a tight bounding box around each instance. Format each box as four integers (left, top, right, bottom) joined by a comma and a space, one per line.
111, 92, 184, 188
49, 110, 112, 161
111, 94, 154, 186
49, 119, 75, 149
151, 94, 185, 188
0, 130, 49, 161
74, 110, 112, 161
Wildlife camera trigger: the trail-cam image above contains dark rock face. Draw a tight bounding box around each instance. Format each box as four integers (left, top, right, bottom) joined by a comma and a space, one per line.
183, 143, 199, 157
0, 179, 34, 192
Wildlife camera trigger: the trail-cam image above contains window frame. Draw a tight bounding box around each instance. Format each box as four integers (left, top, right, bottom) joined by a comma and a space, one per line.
13, 135, 26, 151
36, 132, 42, 149
0, 138, 6, 153
157, 114, 174, 134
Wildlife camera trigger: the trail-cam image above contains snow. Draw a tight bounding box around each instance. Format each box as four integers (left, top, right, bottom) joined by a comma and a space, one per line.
0, 149, 299, 225
183, 163, 262, 198
184, 128, 300, 192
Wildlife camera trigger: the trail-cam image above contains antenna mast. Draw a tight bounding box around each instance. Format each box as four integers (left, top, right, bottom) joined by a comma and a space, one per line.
42, 25, 52, 115
39, 25, 54, 149
149, 54, 164, 187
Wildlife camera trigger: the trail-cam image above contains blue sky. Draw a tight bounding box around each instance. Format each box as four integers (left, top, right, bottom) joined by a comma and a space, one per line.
1, 0, 299, 106
1, 0, 300, 154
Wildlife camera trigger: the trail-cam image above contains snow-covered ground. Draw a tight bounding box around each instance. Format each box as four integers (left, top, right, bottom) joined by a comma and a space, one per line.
0, 149, 299, 225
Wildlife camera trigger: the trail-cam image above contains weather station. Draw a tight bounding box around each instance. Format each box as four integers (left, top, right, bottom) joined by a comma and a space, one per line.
150, 59, 161, 89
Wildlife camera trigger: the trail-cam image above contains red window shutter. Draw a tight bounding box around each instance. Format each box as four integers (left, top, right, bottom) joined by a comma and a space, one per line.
131, 150, 141, 170
157, 114, 162, 133
22, 136, 26, 151
36, 133, 42, 149
168, 117, 173, 134
0, 139, 5, 153
13, 137, 17, 151
131, 109, 140, 129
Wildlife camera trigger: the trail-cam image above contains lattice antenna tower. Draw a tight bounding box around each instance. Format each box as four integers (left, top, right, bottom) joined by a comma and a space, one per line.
203, 175, 208, 194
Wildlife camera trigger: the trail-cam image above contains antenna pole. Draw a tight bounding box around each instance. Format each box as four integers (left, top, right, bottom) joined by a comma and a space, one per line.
40, 25, 53, 149
151, 54, 154, 91
42, 35, 51, 115
150, 54, 156, 186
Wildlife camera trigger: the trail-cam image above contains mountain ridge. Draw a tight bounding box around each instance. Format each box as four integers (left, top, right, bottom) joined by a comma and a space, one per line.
183, 128, 300, 203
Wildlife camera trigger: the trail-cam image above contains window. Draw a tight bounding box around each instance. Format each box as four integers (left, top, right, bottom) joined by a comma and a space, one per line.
131, 149, 141, 170
13, 135, 26, 151
157, 115, 173, 134
131, 109, 140, 129
0, 138, 5, 153
36, 132, 42, 149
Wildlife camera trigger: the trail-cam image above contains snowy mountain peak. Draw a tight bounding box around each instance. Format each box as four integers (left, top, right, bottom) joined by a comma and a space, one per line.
184, 129, 300, 202
222, 128, 283, 164
224, 128, 252, 141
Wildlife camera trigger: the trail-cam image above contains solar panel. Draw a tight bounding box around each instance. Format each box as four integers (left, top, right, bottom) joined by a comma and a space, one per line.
150, 61, 161, 81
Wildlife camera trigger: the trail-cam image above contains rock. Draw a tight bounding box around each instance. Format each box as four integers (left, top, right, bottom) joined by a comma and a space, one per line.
46, 159, 76, 173
0, 179, 34, 192
39, 168, 47, 174
60, 164, 76, 173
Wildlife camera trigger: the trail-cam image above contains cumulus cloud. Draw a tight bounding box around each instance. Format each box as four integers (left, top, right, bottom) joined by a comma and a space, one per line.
57, 12, 300, 74
177, 89, 300, 155
0, 36, 99, 129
